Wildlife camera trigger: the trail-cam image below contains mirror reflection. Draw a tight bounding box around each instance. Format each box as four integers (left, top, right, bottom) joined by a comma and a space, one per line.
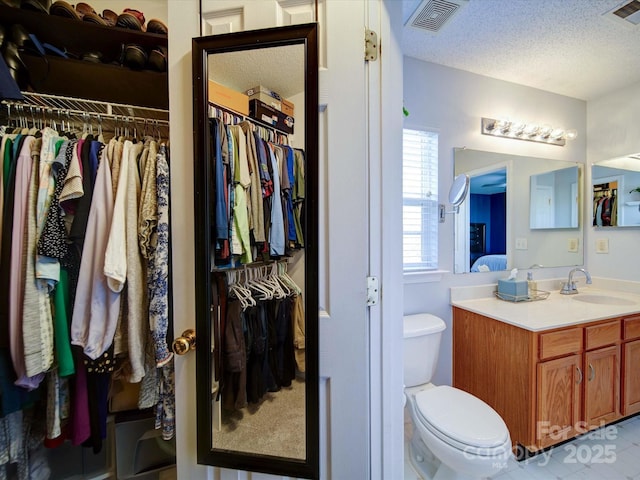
192, 24, 319, 479
530, 166, 579, 229
454, 148, 584, 274
208, 45, 306, 459
592, 153, 640, 227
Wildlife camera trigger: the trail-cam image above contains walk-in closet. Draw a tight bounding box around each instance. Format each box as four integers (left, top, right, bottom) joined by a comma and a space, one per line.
1, 2, 175, 478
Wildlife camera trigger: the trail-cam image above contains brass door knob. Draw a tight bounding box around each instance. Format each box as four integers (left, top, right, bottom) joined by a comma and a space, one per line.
172, 329, 196, 355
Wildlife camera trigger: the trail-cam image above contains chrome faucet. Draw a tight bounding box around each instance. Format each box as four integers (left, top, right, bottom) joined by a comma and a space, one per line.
560, 268, 592, 295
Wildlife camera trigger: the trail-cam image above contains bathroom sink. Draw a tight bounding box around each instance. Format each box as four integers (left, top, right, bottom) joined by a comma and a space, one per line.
572, 294, 637, 306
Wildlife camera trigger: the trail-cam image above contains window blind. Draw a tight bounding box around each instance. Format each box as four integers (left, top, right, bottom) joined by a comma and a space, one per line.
403, 129, 438, 271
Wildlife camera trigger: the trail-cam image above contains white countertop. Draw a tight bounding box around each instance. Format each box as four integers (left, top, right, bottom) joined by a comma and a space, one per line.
450, 278, 640, 332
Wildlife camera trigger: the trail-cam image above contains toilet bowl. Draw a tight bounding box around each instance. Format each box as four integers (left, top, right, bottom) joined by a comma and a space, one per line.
403, 314, 511, 480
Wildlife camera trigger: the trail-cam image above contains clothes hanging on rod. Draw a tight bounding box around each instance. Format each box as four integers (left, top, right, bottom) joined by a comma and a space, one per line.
593, 183, 618, 227
212, 261, 305, 412
208, 104, 289, 145
0, 95, 174, 476
209, 114, 306, 269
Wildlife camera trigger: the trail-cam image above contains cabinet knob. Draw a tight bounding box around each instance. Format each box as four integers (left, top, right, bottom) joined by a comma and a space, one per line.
172, 329, 196, 355
588, 363, 595, 381
576, 366, 583, 384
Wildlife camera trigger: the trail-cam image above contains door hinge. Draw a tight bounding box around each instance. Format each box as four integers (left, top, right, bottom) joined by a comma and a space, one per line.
365, 29, 378, 62
367, 276, 379, 306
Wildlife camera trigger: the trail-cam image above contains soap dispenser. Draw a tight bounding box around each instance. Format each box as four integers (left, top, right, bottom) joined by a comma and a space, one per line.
527, 271, 537, 298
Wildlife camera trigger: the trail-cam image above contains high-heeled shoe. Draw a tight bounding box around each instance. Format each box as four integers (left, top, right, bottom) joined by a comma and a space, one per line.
10, 23, 45, 56
2, 41, 30, 90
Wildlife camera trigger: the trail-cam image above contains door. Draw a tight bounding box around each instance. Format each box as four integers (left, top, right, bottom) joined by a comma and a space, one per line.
537, 354, 582, 448
623, 340, 640, 416
584, 346, 620, 428
167, 1, 400, 478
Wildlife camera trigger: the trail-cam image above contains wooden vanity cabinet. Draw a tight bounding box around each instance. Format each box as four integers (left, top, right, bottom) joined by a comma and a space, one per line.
623, 315, 640, 416
453, 308, 639, 456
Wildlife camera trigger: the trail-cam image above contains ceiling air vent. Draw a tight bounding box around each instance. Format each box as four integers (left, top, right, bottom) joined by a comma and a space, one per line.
604, 0, 640, 27
406, 0, 468, 33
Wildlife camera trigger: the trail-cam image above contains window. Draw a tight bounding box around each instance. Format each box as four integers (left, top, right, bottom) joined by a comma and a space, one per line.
403, 128, 438, 271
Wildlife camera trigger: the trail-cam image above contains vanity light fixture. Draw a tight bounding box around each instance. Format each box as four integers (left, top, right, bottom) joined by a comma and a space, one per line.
481, 117, 577, 146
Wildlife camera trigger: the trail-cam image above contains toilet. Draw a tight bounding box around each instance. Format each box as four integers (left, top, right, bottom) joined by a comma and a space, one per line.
403, 313, 511, 480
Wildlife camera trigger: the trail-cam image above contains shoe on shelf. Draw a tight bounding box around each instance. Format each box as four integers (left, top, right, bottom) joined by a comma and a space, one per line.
20, 0, 50, 14
101, 9, 117, 26
116, 11, 142, 31
10, 23, 45, 56
147, 19, 168, 35
2, 41, 30, 90
147, 45, 166, 72
122, 43, 147, 70
50, 0, 80, 20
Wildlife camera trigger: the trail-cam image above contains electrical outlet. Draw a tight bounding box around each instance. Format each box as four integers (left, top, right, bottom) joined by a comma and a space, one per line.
567, 238, 579, 253
515, 238, 528, 250
596, 238, 609, 254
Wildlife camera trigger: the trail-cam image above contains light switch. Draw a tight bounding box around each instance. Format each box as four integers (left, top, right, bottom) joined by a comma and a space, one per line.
515, 238, 528, 250
596, 238, 609, 254
567, 238, 579, 253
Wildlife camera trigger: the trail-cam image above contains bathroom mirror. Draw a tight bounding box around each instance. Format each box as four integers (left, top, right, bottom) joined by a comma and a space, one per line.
454, 148, 584, 274
592, 153, 640, 228
192, 24, 319, 478
529, 166, 580, 229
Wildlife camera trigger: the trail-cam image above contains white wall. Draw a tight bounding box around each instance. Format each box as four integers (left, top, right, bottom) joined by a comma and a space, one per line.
586, 81, 640, 282
403, 57, 587, 386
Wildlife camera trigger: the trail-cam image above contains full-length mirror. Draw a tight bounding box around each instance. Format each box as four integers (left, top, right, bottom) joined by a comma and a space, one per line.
454, 148, 584, 274
592, 153, 640, 227
192, 24, 319, 478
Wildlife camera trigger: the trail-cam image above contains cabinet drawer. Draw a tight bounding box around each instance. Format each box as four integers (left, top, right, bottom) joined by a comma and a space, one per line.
585, 321, 620, 350
539, 328, 582, 360
624, 316, 640, 341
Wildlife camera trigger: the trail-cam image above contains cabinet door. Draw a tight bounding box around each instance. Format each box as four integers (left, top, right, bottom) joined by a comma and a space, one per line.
623, 340, 640, 416
584, 345, 620, 428
537, 354, 582, 448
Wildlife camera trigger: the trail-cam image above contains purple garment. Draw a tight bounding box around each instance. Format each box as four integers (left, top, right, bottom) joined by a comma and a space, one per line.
71, 359, 91, 446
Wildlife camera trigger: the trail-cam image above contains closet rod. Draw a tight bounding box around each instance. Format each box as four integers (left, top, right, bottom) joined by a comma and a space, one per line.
208, 103, 290, 144
2, 91, 169, 122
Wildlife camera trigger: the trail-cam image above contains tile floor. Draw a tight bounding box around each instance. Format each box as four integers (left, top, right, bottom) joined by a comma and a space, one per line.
404, 414, 640, 479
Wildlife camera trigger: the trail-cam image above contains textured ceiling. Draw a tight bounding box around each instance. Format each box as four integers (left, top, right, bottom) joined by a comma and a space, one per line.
208, 44, 304, 98
402, 0, 640, 100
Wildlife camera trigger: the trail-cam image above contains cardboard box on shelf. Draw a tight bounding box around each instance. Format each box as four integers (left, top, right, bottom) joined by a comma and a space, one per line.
281, 98, 295, 116
245, 85, 295, 116
208, 80, 249, 116
249, 99, 294, 134
245, 85, 282, 100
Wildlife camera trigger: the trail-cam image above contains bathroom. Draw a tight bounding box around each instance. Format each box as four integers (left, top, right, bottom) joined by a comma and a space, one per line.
401, 2, 640, 479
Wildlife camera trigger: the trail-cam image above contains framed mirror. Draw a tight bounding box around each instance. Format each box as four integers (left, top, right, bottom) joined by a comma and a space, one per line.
592, 153, 640, 227
192, 24, 319, 478
454, 148, 583, 274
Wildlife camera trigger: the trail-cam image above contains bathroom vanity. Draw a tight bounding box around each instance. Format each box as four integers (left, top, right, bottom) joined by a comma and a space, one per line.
451, 283, 640, 458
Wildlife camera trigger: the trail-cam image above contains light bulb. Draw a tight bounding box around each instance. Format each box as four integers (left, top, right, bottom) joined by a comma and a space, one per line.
523, 124, 539, 137
539, 125, 553, 138
512, 121, 526, 136
550, 128, 565, 140
565, 129, 578, 140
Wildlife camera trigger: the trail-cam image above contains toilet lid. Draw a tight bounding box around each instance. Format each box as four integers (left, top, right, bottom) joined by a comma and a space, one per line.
415, 385, 509, 450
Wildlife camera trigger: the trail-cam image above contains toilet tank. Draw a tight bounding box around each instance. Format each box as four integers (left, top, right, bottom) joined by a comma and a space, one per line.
403, 314, 446, 387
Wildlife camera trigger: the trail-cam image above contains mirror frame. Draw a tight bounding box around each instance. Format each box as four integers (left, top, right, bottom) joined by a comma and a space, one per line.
192, 24, 319, 478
